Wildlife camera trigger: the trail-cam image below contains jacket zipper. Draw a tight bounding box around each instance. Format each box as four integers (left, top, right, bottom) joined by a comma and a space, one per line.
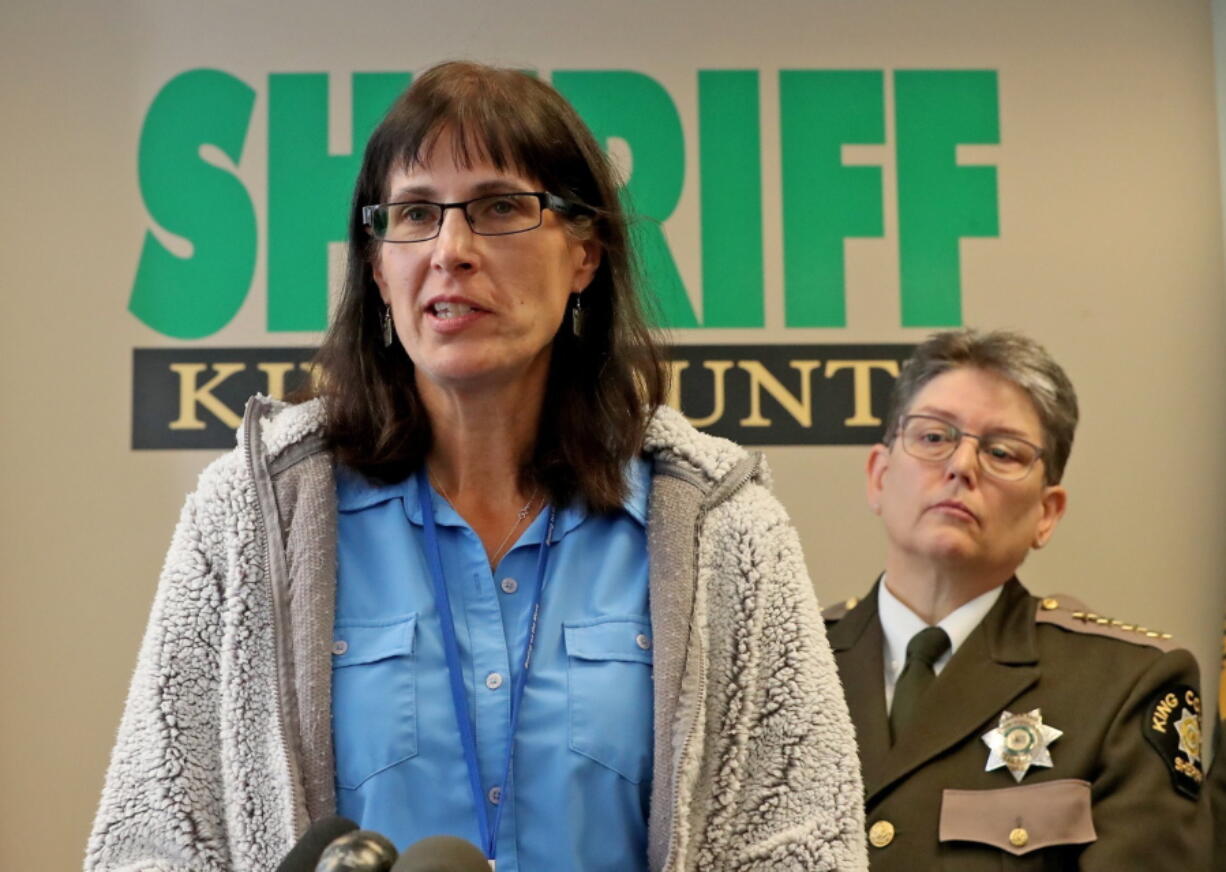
242, 401, 309, 839
662, 453, 761, 871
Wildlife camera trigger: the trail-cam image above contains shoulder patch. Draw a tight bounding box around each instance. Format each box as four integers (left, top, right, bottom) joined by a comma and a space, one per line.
1143, 684, 1204, 799
1033, 595, 1180, 652
822, 596, 860, 622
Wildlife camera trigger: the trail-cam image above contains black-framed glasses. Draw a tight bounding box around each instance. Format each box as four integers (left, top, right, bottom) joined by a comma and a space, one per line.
896, 414, 1045, 482
361, 191, 587, 243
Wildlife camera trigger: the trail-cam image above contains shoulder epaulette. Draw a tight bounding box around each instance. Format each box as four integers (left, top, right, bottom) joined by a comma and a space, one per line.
822, 596, 860, 622
1034, 593, 1180, 652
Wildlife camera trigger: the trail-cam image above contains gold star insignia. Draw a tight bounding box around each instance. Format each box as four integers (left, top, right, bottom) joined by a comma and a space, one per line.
1175, 708, 1201, 766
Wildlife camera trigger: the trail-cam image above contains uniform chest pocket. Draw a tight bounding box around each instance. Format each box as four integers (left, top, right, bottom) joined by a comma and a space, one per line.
939, 779, 1097, 870
331, 613, 419, 790
564, 617, 654, 784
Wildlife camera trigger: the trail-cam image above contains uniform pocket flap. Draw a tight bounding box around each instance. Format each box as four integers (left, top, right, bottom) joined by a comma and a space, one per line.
564, 617, 653, 664
939, 779, 1097, 855
333, 614, 417, 667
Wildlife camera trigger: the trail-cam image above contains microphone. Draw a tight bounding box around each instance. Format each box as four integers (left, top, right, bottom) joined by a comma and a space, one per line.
390, 835, 490, 872
275, 816, 359, 872
314, 829, 399, 872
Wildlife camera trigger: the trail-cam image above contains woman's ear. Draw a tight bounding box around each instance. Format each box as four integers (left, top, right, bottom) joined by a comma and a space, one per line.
371, 256, 390, 305
571, 238, 601, 293
1031, 485, 1068, 549
866, 443, 890, 515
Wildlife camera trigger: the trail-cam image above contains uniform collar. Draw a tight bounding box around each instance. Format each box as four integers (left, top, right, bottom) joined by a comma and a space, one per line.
878, 576, 1004, 678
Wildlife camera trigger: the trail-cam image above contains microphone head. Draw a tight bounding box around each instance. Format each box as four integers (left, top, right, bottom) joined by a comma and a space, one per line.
390, 835, 489, 872
275, 816, 359, 872
315, 829, 399, 872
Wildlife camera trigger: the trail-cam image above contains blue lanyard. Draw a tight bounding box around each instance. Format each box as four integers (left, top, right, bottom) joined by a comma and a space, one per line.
416, 469, 556, 863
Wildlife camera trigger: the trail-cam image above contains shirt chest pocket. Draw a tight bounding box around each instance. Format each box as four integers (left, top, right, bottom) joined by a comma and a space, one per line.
938, 779, 1097, 870
563, 617, 654, 784
331, 613, 419, 790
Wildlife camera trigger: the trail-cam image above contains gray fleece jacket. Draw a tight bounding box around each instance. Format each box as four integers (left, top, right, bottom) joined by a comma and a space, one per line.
87, 398, 866, 872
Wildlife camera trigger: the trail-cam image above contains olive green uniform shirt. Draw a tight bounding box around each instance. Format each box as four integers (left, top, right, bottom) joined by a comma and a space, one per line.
826, 578, 1209, 870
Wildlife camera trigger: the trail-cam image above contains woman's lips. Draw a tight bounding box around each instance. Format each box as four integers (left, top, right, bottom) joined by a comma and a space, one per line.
430, 300, 480, 319
929, 500, 978, 523
424, 298, 488, 333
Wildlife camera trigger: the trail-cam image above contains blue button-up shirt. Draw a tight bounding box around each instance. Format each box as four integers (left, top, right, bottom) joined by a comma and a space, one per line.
333, 459, 653, 872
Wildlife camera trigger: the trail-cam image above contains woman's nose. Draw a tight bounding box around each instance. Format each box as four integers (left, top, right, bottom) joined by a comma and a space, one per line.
945, 436, 981, 482
431, 207, 478, 273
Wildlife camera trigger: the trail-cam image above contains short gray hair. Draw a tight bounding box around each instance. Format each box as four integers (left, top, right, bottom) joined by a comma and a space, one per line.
884, 329, 1079, 484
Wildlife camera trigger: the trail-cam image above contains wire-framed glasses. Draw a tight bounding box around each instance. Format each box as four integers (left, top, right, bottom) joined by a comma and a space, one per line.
361, 191, 586, 243
896, 414, 1045, 482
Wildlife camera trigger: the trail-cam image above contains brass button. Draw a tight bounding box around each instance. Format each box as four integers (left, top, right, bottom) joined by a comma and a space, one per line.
1009, 827, 1029, 848
845, 596, 860, 610
1040, 597, 1059, 610
868, 820, 895, 848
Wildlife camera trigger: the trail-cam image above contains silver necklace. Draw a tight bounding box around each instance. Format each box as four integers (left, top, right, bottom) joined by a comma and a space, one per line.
428, 471, 538, 567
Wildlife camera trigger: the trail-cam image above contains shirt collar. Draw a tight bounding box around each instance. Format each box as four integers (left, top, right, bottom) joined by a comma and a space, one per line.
937, 583, 1004, 654
336, 463, 409, 512
336, 455, 651, 538
620, 455, 651, 526
878, 577, 1004, 677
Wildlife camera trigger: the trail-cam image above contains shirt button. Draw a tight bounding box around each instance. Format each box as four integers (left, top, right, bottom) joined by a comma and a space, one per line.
488, 786, 502, 805
332, 640, 348, 656
500, 577, 519, 594
635, 633, 652, 650
485, 672, 504, 690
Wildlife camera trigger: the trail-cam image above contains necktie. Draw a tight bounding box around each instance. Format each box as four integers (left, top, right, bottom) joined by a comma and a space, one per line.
889, 626, 951, 743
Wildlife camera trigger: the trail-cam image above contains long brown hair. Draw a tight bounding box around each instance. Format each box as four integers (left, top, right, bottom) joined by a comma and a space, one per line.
310, 61, 667, 512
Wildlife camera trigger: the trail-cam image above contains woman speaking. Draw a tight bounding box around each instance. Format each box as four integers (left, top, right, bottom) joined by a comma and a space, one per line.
87, 62, 865, 872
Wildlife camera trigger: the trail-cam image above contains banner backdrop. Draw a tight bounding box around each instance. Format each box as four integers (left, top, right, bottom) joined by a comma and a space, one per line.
3, 1, 1225, 867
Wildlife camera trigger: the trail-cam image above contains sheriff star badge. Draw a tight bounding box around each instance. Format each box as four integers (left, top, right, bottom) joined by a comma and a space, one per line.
981, 709, 1063, 782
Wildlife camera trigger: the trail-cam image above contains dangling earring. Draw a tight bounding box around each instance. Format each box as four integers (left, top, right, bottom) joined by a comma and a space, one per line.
570, 294, 584, 339
381, 304, 394, 347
